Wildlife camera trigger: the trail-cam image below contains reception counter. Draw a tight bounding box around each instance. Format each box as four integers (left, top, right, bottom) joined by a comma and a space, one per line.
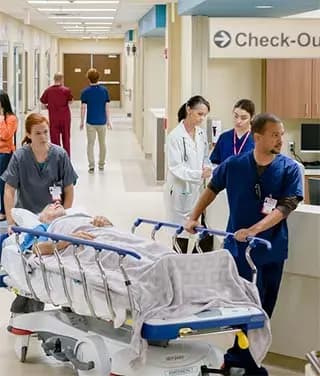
206, 198, 320, 359
271, 204, 320, 359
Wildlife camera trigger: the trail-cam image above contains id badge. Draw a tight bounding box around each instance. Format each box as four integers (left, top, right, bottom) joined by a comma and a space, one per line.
261, 197, 277, 215
49, 185, 62, 202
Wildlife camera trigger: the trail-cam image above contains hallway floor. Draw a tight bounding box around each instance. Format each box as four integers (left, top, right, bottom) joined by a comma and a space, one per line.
0, 107, 305, 375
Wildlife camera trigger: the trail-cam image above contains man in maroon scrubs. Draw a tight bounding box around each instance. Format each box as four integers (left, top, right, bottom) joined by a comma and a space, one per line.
40, 72, 73, 156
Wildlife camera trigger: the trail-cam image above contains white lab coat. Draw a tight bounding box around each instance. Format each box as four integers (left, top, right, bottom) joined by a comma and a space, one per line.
164, 121, 212, 230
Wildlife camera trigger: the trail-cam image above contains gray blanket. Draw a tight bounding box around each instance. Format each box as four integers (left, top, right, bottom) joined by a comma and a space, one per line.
29, 214, 271, 367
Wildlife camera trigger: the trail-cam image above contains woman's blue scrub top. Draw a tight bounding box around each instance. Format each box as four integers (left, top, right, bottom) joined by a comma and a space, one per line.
210, 129, 255, 164
211, 151, 303, 265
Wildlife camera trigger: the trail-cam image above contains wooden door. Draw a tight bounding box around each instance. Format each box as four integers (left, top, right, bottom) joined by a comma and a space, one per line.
93, 54, 120, 101
266, 59, 312, 119
312, 59, 320, 119
63, 54, 91, 100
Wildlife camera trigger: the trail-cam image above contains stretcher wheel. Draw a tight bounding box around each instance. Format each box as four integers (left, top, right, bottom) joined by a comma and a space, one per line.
14, 335, 30, 363
20, 346, 28, 362
74, 335, 110, 376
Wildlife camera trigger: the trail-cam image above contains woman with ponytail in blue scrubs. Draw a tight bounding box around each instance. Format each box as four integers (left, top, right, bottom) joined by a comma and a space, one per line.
186, 113, 303, 376
210, 99, 255, 164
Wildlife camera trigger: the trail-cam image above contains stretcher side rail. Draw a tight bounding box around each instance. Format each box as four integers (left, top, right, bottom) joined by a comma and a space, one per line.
131, 218, 271, 284
11, 226, 141, 324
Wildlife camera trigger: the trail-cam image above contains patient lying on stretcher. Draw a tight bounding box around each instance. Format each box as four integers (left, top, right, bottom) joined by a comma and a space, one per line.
4, 206, 271, 367
21, 202, 113, 255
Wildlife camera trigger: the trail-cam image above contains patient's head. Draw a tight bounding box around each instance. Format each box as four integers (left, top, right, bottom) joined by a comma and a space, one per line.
39, 202, 66, 224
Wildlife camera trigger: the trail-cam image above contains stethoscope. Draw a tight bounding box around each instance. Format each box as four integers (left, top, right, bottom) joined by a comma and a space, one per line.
182, 129, 204, 163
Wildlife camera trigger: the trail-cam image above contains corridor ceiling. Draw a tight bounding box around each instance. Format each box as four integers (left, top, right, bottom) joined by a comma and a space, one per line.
0, 0, 319, 39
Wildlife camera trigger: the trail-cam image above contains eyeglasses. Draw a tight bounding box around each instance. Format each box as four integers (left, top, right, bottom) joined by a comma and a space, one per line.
254, 183, 261, 200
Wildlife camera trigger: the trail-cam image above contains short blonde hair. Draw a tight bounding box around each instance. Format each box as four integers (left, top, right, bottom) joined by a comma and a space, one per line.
54, 72, 63, 82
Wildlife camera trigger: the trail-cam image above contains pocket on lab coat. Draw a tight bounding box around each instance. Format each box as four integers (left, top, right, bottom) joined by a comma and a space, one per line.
171, 190, 195, 215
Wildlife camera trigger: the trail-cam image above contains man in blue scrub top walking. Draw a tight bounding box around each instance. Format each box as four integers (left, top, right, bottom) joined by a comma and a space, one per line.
80, 68, 112, 173
185, 113, 303, 376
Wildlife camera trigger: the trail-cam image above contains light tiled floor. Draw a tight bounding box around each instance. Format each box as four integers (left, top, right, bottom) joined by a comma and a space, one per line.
0, 107, 305, 375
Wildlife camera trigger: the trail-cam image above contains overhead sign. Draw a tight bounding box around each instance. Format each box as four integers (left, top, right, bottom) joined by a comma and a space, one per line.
209, 18, 320, 58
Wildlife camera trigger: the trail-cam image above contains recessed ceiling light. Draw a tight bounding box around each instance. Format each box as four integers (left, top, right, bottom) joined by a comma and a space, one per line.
49, 15, 114, 19
255, 5, 273, 9
29, 1, 119, 4
84, 22, 112, 25
38, 8, 116, 11
57, 22, 112, 25
63, 26, 111, 29
57, 21, 82, 24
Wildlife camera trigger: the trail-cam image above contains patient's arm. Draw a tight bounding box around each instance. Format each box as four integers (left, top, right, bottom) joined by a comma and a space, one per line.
32, 231, 96, 255
32, 240, 70, 255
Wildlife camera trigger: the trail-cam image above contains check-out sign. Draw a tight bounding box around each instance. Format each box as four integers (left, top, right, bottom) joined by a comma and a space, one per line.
209, 18, 320, 58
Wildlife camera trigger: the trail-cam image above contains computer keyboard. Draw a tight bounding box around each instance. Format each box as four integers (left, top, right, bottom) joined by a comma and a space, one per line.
303, 161, 320, 169
305, 165, 320, 169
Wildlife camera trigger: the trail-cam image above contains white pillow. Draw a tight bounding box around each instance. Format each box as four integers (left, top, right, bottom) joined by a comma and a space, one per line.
11, 208, 41, 228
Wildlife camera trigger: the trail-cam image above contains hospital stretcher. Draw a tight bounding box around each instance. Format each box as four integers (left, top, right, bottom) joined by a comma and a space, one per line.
0, 219, 271, 376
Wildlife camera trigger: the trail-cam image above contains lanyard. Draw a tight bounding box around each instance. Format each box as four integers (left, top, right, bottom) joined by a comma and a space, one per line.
233, 130, 250, 156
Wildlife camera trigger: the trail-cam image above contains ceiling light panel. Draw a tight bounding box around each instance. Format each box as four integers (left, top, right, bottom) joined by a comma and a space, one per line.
63, 26, 111, 29
28, 1, 119, 3
49, 16, 114, 19
38, 8, 116, 11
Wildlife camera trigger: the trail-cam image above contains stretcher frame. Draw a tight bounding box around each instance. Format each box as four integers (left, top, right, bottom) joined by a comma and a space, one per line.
0, 219, 271, 375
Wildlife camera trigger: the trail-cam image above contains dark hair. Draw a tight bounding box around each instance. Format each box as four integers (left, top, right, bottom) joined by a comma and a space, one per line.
0, 90, 14, 119
233, 99, 255, 118
86, 68, 100, 84
177, 95, 210, 122
251, 112, 281, 134
22, 113, 49, 145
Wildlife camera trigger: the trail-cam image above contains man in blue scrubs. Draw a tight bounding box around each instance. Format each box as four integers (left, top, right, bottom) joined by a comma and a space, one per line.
185, 113, 303, 376
80, 68, 112, 173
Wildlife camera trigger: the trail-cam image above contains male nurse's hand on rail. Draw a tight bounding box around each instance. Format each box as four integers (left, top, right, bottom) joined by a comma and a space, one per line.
234, 228, 258, 242
201, 166, 212, 179
184, 217, 200, 234
91, 216, 113, 227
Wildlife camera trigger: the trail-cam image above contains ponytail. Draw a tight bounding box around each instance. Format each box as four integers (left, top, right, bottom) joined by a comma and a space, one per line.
21, 135, 32, 145
177, 103, 187, 122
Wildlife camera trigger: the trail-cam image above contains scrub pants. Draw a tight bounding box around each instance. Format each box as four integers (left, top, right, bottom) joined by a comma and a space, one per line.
86, 125, 106, 170
0, 153, 12, 215
50, 120, 71, 156
224, 255, 284, 374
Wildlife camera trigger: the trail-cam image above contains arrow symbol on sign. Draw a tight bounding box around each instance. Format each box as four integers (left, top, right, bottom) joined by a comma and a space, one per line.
213, 30, 231, 48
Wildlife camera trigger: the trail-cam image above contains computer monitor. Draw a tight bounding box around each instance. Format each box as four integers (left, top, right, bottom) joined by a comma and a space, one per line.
301, 123, 320, 153
309, 178, 320, 205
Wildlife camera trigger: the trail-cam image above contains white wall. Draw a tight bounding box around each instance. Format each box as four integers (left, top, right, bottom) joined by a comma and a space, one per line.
122, 44, 134, 116
0, 12, 58, 144
142, 37, 166, 154
207, 58, 262, 130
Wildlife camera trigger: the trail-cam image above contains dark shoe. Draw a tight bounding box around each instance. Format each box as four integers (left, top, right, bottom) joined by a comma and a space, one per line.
88, 168, 94, 174
221, 362, 245, 375
243, 366, 268, 375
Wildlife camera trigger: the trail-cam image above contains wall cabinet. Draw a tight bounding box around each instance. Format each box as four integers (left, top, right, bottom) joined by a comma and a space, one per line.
266, 59, 320, 119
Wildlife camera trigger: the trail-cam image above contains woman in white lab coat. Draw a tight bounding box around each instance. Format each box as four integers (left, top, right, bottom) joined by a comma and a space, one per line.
164, 95, 212, 252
